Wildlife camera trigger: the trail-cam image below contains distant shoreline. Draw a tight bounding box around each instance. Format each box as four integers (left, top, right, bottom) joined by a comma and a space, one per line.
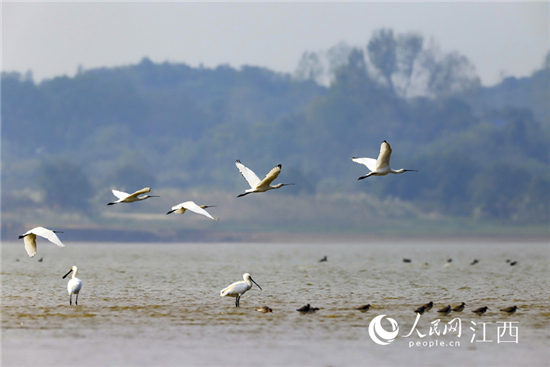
2, 228, 548, 244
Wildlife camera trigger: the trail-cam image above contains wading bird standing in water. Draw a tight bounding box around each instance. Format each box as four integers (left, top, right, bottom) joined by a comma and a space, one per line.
18, 227, 65, 258
235, 160, 294, 197
166, 201, 219, 220
352, 140, 417, 180
220, 273, 262, 307
63, 265, 82, 305
107, 187, 159, 205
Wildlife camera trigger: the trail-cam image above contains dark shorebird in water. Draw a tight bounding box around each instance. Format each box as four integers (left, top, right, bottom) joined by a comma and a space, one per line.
423, 301, 433, 311
470, 259, 479, 265
38, 257, 43, 262
414, 305, 426, 315
437, 305, 452, 315
452, 302, 466, 312
500, 306, 519, 315
472, 306, 489, 316
297, 304, 319, 313
255, 306, 273, 313
319, 256, 327, 262
403, 258, 412, 263
510, 261, 517, 266
356, 304, 371, 312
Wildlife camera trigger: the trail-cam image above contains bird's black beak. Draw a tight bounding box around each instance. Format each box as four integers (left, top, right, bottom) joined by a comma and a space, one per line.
62, 269, 73, 279
251, 278, 262, 290
53, 231, 64, 234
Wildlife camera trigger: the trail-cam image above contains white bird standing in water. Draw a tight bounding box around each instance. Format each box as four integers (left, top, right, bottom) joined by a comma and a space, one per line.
18, 227, 65, 258
220, 273, 262, 307
63, 266, 82, 305
107, 187, 159, 205
235, 160, 294, 197
352, 140, 417, 180
166, 201, 219, 220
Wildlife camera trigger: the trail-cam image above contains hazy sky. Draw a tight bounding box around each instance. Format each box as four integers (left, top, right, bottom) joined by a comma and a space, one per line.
3, 1, 548, 86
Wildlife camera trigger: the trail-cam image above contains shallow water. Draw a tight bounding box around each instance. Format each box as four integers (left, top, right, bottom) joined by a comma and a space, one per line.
2, 241, 549, 366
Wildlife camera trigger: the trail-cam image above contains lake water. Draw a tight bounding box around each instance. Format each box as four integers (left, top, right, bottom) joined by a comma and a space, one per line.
2, 240, 549, 366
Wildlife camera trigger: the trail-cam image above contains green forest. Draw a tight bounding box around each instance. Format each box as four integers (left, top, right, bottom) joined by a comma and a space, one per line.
2, 30, 549, 240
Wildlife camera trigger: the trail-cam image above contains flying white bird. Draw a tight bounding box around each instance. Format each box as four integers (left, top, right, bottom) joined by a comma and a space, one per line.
352, 140, 417, 179
107, 187, 159, 205
235, 160, 294, 197
220, 273, 262, 307
18, 227, 65, 258
166, 201, 219, 220
63, 265, 82, 306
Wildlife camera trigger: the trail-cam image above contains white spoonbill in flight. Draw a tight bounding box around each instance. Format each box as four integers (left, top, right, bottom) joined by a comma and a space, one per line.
220, 273, 262, 307
352, 140, 417, 180
18, 227, 65, 258
166, 201, 219, 220
235, 160, 294, 197
107, 187, 159, 205
63, 265, 82, 305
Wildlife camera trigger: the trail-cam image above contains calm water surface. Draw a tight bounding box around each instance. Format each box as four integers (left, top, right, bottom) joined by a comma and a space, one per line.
2, 241, 549, 366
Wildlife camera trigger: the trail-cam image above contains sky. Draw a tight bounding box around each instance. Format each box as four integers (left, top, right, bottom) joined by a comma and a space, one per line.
2, 1, 549, 86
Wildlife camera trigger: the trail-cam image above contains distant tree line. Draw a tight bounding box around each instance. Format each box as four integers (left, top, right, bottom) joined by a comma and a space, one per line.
2, 29, 549, 224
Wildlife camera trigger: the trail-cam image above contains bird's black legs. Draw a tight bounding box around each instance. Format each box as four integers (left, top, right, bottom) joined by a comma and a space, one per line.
75, 294, 79, 305
236, 296, 240, 307
69, 295, 72, 306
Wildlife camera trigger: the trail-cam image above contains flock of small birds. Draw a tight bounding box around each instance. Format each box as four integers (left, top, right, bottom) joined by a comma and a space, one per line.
402, 257, 519, 267
252, 303, 519, 316
412, 302, 518, 316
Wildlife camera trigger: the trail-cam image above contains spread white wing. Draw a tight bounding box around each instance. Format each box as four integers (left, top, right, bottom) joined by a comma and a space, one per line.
32, 227, 65, 247
351, 157, 378, 172
352, 141, 393, 172
257, 164, 281, 188
235, 160, 261, 189
22, 227, 65, 257
129, 187, 152, 197
24, 234, 37, 258
376, 141, 392, 171
180, 201, 217, 220
111, 190, 130, 200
